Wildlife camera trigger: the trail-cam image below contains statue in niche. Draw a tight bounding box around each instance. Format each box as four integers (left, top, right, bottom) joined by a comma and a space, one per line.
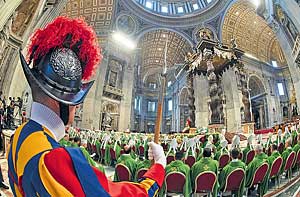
197, 28, 214, 41
108, 71, 117, 87
292, 105, 298, 116
275, 5, 285, 23
275, 5, 299, 41
102, 112, 113, 130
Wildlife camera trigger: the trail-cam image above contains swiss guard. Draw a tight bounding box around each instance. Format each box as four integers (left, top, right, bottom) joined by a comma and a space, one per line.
8, 16, 166, 197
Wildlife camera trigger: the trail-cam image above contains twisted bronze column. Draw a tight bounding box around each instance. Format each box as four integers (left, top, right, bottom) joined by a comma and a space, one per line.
187, 72, 196, 127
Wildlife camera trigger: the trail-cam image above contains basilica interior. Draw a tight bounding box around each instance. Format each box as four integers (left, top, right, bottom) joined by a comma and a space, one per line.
0, 0, 299, 133
1, 0, 300, 196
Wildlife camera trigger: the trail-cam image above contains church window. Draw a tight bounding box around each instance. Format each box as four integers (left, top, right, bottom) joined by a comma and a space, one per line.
168, 99, 173, 111
272, 61, 278, 67
193, 3, 199, 10
161, 6, 168, 13
146, 1, 153, 9
148, 101, 156, 112
177, 6, 184, 13
277, 83, 284, 95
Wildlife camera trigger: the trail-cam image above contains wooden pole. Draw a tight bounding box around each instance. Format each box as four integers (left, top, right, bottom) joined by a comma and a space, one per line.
154, 74, 166, 144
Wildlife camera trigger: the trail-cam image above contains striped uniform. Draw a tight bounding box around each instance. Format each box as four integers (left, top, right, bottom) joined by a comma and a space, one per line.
8, 120, 164, 196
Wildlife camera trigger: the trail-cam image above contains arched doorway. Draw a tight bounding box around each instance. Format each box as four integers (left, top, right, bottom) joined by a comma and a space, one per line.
248, 75, 267, 129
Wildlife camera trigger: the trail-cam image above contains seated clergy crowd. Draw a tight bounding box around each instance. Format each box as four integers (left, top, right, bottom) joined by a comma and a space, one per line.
59, 123, 300, 197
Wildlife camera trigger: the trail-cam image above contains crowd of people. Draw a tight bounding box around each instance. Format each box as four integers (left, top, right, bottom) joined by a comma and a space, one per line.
59, 121, 300, 197
0, 92, 24, 130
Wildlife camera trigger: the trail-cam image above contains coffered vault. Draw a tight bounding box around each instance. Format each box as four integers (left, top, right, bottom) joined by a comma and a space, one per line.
222, 0, 287, 66
139, 29, 192, 79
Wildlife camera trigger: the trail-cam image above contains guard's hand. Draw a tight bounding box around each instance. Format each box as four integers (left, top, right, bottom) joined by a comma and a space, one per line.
148, 142, 166, 168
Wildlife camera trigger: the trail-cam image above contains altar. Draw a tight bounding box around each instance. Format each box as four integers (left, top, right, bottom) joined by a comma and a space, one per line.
241, 122, 255, 134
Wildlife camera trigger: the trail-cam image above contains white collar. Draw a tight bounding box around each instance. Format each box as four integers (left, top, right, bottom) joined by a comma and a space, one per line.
30, 102, 65, 141
232, 159, 239, 162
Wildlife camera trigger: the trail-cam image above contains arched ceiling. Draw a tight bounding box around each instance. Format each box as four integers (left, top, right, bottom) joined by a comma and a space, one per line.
60, 0, 115, 45
139, 29, 192, 78
222, 0, 287, 66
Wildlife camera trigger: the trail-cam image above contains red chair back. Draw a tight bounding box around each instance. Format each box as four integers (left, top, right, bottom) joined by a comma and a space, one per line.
137, 168, 148, 180
115, 164, 131, 181
132, 146, 136, 153
246, 150, 255, 165
92, 144, 97, 153
138, 146, 144, 156
110, 148, 116, 160
223, 168, 245, 192
219, 154, 230, 169
200, 136, 206, 143
284, 151, 296, 171
87, 142, 92, 152
162, 143, 168, 151
269, 157, 283, 178
185, 156, 196, 168
101, 148, 105, 158
238, 152, 243, 160
294, 151, 300, 167
278, 143, 284, 154
167, 155, 175, 164
267, 146, 271, 156
165, 172, 186, 193
251, 163, 269, 187
195, 172, 217, 193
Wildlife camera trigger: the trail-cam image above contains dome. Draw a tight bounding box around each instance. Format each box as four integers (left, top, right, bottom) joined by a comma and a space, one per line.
132, 0, 216, 17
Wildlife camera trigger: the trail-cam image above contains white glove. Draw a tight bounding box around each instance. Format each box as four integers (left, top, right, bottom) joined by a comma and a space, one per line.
148, 142, 166, 168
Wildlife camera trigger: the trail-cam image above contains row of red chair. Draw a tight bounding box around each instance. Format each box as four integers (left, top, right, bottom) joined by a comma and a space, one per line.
115, 164, 148, 181
163, 150, 300, 196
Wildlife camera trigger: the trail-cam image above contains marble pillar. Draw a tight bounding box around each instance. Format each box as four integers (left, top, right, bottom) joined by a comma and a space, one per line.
222, 69, 242, 132
274, 23, 300, 115
119, 65, 135, 131
194, 74, 209, 127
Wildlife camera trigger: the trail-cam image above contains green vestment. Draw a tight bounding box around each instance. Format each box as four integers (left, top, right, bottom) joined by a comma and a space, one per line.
80, 146, 105, 174
160, 160, 191, 197
135, 160, 151, 181
246, 153, 268, 196
280, 147, 293, 173
114, 154, 137, 181
242, 144, 253, 163
214, 148, 229, 161
219, 160, 246, 197
191, 157, 219, 197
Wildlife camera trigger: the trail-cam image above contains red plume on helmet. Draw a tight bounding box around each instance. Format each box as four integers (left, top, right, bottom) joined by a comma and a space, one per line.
27, 16, 101, 81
